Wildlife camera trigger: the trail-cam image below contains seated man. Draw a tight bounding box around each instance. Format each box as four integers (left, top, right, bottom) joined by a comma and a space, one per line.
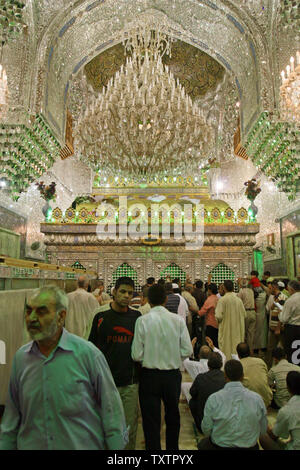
189, 352, 225, 432
183, 337, 226, 381
268, 347, 300, 409
237, 342, 273, 408
198, 360, 267, 450
260, 371, 300, 450
183, 344, 211, 380
181, 337, 226, 403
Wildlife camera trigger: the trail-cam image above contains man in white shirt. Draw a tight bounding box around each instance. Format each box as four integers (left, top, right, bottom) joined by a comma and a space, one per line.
65, 276, 99, 340
181, 337, 226, 403
266, 280, 288, 368
139, 286, 151, 315
198, 359, 267, 450
92, 280, 111, 305
172, 283, 189, 323
131, 284, 193, 450
279, 280, 300, 364
183, 337, 226, 381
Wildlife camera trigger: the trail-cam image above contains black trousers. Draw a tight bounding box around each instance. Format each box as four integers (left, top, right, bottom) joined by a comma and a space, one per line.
139, 368, 182, 450
205, 325, 219, 348
284, 324, 300, 364
189, 398, 202, 433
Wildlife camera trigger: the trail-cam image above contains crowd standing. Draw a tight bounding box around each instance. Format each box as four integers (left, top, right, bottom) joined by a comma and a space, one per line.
0, 270, 300, 450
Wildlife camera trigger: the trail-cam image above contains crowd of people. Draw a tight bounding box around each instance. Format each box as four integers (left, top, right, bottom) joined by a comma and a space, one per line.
0, 270, 300, 450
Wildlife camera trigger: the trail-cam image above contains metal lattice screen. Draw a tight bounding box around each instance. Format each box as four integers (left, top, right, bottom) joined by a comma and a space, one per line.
71, 261, 86, 270
108, 263, 141, 293
209, 263, 237, 291
160, 263, 186, 286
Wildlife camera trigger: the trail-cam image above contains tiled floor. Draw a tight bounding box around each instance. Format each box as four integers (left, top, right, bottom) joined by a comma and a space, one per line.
135, 372, 278, 450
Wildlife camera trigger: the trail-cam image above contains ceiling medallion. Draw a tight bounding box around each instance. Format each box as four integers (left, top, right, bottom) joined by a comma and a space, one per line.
74, 25, 214, 178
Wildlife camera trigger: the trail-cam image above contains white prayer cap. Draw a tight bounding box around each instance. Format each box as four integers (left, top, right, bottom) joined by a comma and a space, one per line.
172, 283, 179, 289
278, 281, 285, 288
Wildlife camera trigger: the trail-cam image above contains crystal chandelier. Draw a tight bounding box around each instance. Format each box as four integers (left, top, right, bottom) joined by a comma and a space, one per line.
280, 52, 300, 124
74, 27, 213, 177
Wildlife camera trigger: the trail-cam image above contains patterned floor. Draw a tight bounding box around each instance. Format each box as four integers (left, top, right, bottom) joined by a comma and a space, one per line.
135, 372, 278, 450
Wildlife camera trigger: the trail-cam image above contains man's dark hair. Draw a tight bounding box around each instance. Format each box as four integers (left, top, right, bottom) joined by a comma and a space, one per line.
225, 360, 244, 381
207, 351, 223, 370
115, 277, 135, 290
236, 342, 250, 358
271, 280, 279, 288
195, 280, 203, 289
288, 280, 300, 292
251, 270, 259, 277
147, 277, 155, 285
207, 283, 218, 295
286, 371, 300, 395
272, 347, 286, 361
157, 278, 165, 287
148, 284, 167, 306
264, 271, 271, 277
224, 280, 234, 292
165, 282, 173, 294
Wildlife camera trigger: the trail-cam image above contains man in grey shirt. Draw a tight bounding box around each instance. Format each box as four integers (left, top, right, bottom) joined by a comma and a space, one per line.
198, 359, 267, 450
279, 280, 300, 364
268, 347, 300, 408
0, 285, 127, 450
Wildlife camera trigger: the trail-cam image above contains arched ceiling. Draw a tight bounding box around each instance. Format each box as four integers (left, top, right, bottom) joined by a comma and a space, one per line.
29, 0, 276, 144
84, 40, 225, 100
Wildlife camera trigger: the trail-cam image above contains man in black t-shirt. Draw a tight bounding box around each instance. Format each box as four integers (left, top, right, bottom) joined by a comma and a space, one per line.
89, 277, 141, 450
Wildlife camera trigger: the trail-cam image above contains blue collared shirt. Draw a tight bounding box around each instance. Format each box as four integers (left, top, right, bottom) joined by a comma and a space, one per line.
0, 329, 128, 450
201, 381, 268, 448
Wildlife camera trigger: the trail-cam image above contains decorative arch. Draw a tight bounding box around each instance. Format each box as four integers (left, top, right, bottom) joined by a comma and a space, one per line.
209, 262, 237, 290
160, 263, 186, 286
108, 262, 140, 293
29, 0, 272, 144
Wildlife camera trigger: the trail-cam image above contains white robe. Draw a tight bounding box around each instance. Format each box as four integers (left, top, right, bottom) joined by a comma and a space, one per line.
215, 292, 246, 360
66, 288, 99, 340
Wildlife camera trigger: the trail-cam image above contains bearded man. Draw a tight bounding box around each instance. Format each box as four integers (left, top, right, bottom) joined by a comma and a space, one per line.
0, 285, 127, 450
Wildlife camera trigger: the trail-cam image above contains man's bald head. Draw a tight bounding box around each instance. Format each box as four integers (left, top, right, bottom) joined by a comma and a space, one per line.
199, 345, 211, 359
77, 276, 88, 290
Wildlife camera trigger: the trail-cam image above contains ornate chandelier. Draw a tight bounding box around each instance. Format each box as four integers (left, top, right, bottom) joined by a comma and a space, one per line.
74, 27, 213, 177
280, 52, 300, 124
